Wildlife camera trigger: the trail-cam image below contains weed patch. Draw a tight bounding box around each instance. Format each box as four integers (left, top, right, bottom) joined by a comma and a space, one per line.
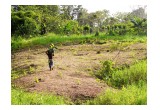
95, 60, 147, 88
86, 82, 146, 105
11, 88, 72, 105
11, 33, 146, 52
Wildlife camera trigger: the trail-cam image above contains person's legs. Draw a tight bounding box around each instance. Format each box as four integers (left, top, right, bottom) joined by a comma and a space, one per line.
52, 60, 54, 70
48, 59, 53, 71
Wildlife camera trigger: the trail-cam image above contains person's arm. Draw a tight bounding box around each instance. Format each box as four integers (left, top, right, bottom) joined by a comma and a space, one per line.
54, 46, 58, 49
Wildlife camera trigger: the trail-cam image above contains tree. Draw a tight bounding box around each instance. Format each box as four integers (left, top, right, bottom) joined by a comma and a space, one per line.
83, 25, 90, 34
113, 12, 129, 23
77, 8, 89, 26
130, 17, 147, 35
11, 10, 40, 37
60, 5, 73, 20
72, 5, 83, 20
11, 5, 147, 37
63, 20, 79, 35
130, 6, 147, 19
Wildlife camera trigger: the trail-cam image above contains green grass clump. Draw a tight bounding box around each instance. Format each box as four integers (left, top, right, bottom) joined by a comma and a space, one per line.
11, 33, 147, 51
11, 34, 93, 51
86, 82, 147, 105
108, 60, 147, 88
96, 60, 146, 88
95, 60, 114, 80
11, 88, 72, 105
90, 59, 147, 105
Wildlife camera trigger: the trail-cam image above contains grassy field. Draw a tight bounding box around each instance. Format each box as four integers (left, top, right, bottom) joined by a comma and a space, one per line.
12, 60, 147, 105
86, 60, 147, 105
11, 33, 147, 105
11, 33, 146, 51
12, 88, 72, 105
86, 82, 147, 105
96, 60, 147, 88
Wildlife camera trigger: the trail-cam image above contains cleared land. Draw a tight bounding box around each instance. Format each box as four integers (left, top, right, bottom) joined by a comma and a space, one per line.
12, 42, 146, 103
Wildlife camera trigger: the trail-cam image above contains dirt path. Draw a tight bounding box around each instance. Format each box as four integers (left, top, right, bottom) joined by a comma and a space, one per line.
12, 43, 146, 103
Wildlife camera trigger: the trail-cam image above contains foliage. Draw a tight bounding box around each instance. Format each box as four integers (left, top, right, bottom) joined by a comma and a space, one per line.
88, 59, 147, 105
86, 82, 147, 105
64, 20, 79, 35
96, 60, 147, 88
11, 11, 40, 37
130, 17, 147, 35
11, 88, 72, 105
11, 5, 147, 37
95, 60, 114, 80
108, 60, 147, 88
11, 33, 147, 105
95, 31, 99, 36
83, 25, 90, 34
11, 33, 147, 51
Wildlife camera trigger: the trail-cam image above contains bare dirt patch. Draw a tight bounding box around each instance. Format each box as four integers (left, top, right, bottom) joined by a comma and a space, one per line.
12, 43, 146, 103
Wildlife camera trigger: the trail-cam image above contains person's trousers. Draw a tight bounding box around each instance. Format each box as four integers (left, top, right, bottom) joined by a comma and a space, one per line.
48, 59, 53, 70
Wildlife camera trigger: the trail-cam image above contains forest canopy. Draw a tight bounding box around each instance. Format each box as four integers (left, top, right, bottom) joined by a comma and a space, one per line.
11, 5, 147, 38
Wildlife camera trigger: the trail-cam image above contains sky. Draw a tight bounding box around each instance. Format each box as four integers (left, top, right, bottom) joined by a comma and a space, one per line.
82, 0, 147, 14
83, 5, 139, 14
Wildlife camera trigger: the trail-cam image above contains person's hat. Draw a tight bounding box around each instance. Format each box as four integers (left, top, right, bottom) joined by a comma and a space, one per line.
49, 43, 54, 49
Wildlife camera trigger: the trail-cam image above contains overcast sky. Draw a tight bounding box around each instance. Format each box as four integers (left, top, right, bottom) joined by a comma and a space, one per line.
83, 4, 134, 14
82, 0, 147, 14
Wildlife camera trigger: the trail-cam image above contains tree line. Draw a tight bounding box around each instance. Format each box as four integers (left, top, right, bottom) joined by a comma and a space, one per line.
11, 5, 147, 38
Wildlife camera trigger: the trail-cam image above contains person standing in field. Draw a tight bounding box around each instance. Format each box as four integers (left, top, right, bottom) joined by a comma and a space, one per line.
46, 43, 55, 71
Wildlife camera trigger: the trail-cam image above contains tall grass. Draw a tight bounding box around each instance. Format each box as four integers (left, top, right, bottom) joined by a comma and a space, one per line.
108, 60, 147, 88
11, 88, 72, 105
88, 60, 147, 105
86, 82, 147, 105
96, 60, 147, 88
11, 33, 147, 51
11, 34, 92, 51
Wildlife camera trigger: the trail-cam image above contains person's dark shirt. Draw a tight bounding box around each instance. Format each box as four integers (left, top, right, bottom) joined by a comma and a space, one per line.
46, 49, 54, 59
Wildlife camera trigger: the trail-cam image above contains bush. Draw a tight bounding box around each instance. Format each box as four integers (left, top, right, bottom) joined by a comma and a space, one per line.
108, 60, 146, 88
83, 25, 90, 34
108, 30, 116, 36
95, 59, 146, 88
111, 60, 146, 88
11, 11, 40, 37
96, 60, 114, 80
95, 31, 99, 36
